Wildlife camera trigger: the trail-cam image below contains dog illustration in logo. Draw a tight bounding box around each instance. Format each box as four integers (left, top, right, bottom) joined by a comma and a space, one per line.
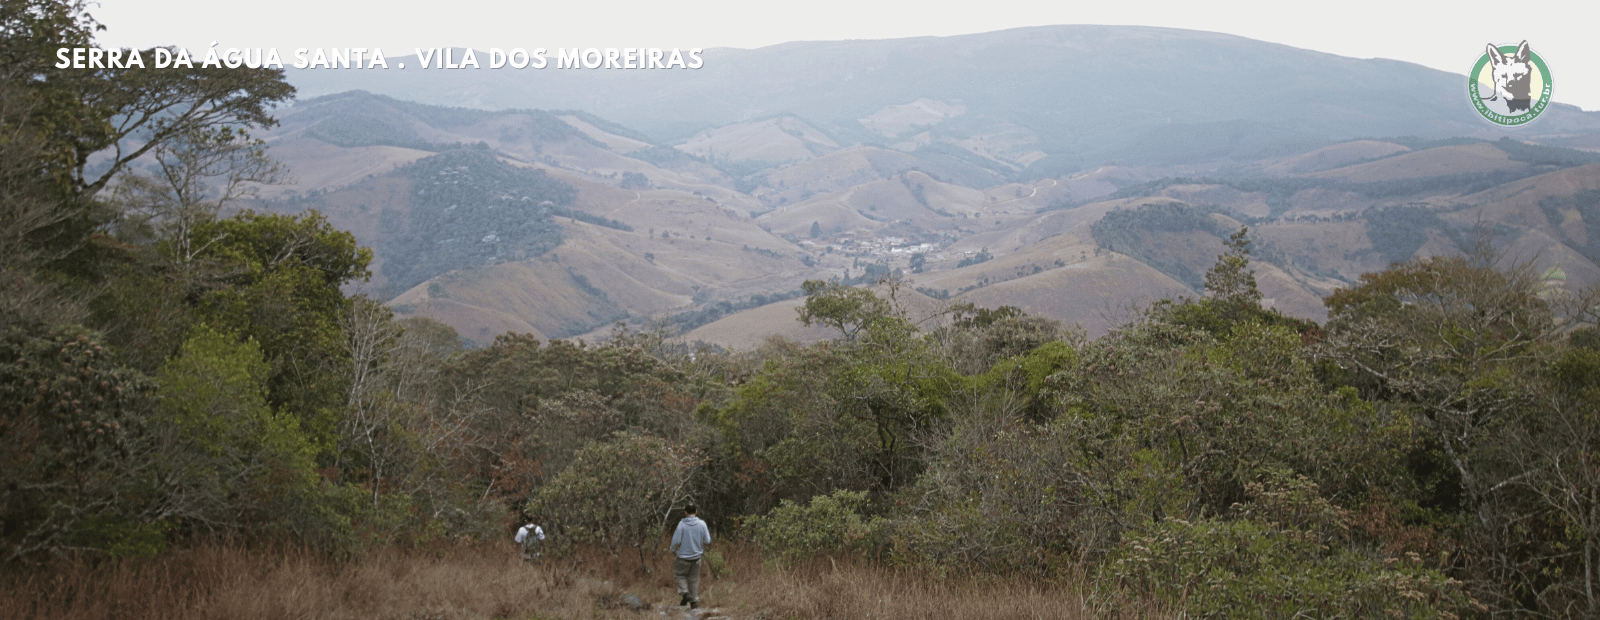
1482, 41, 1533, 115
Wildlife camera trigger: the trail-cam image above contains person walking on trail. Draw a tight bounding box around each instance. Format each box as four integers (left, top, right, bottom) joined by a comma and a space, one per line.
671, 504, 712, 609
515, 520, 545, 561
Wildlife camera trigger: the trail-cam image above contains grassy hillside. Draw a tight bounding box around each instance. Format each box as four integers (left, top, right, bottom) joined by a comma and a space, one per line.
255, 88, 1600, 344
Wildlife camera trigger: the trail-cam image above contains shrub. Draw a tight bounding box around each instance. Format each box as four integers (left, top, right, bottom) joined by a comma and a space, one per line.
530, 431, 699, 569
746, 490, 882, 565
884, 409, 1092, 578
1095, 472, 1480, 619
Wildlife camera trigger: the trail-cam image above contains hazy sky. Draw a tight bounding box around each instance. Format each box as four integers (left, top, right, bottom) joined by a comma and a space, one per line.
96, 0, 1598, 112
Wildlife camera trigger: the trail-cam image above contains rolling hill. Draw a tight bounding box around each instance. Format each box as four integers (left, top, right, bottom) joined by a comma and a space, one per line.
249, 28, 1600, 346
285, 26, 1600, 179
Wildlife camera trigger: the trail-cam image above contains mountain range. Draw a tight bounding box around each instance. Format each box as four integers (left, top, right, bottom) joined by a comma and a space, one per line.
254, 26, 1600, 346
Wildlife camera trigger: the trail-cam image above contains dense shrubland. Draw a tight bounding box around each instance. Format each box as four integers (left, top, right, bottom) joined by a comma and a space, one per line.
7, 4, 1600, 618
379, 146, 610, 297
1052, 137, 1600, 218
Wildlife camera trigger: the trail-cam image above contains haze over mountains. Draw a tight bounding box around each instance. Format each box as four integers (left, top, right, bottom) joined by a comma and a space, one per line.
259, 25, 1600, 346
288, 27, 1600, 165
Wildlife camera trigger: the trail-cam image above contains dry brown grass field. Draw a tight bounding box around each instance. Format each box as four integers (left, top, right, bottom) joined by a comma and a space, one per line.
1, 541, 1160, 620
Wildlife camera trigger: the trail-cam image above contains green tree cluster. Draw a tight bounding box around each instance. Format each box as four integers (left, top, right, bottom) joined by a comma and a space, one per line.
694, 230, 1598, 618
0, 0, 477, 561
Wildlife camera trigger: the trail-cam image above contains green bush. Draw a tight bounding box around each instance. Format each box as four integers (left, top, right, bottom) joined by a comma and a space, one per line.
1095, 473, 1479, 619
746, 490, 882, 565
884, 408, 1093, 578
65, 514, 170, 559
530, 431, 699, 563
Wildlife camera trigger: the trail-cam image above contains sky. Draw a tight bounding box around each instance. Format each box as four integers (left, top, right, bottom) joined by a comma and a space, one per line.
95, 0, 1599, 112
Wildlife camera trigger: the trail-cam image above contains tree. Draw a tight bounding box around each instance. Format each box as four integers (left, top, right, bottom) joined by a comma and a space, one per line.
190, 211, 372, 445
429, 332, 697, 515
1146, 227, 1316, 339
0, 80, 93, 327
1097, 473, 1476, 618
809, 221, 822, 238
1316, 248, 1586, 613
115, 125, 289, 264
531, 431, 699, 572
0, 0, 103, 193
338, 297, 412, 509
1203, 226, 1261, 303
797, 279, 891, 340
1319, 253, 1554, 508
890, 401, 1090, 576
812, 282, 953, 491
705, 284, 962, 517
935, 304, 1047, 375
0, 0, 104, 325
67, 56, 295, 200
0, 324, 155, 562
1501, 346, 1600, 614
1053, 320, 1369, 525
1, 0, 294, 279
147, 323, 316, 532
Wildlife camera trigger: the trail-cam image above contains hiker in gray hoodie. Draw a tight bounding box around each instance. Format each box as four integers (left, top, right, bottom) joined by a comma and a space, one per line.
670, 504, 712, 609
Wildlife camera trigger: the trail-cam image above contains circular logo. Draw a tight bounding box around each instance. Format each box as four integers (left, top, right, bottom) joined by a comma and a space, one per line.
1469, 41, 1552, 126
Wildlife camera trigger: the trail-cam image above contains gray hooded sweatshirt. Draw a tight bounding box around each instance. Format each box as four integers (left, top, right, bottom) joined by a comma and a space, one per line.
671, 515, 711, 560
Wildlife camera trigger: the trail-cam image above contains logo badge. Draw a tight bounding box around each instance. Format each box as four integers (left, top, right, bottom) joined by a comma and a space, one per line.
1469, 41, 1552, 126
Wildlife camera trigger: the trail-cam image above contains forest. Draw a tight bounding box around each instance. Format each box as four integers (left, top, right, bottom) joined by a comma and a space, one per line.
6, 2, 1600, 618
379, 146, 577, 296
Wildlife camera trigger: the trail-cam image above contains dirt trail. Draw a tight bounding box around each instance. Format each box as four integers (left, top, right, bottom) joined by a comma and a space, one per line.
655, 606, 732, 619
992, 178, 1058, 207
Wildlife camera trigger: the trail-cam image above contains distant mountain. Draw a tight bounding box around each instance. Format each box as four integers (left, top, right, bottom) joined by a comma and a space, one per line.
254, 89, 1600, 344
256, 92, 813, 342
286, 26, 1600, 178
261, 26, 1600, 345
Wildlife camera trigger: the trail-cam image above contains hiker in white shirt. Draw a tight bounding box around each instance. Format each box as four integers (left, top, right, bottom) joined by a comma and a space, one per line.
515, 521, 545, 560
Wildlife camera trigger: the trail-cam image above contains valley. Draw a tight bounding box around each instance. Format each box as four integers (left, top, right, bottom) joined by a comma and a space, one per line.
248, 26, 1600, 347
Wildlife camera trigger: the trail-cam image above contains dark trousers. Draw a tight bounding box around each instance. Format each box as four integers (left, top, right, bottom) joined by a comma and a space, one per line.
674, 556, 702, 602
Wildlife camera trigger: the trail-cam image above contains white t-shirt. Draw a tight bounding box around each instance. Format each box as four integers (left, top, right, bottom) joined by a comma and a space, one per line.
515, 524, 544, 544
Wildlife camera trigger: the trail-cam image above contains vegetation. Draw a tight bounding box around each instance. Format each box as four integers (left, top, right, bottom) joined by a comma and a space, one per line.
1540, 189, 1600, 259
658, 288, 805, 334
1364, 205, 1448, 265
1048, 141, 1600, 218
2, 541, 1127, 620
9, 4, 1600, 619
300, 91, 595, 152
1493, 136, 1600, 167
627, 144, 700, 167
956, 249, 993, 268
304, 112, 465, 152
1091, 202, 1231, 288
618, 171, 649, 190
550, 108, 658, 144
379, 146, 581, 295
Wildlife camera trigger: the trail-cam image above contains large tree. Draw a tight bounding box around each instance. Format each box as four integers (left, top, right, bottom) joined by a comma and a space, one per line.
115, 125, 289, 263
532, 431, 700, 572
1, 0, 294, 278
1317, 246, 1600, 613
189, 211, 371, 444
65, 52, 295, 200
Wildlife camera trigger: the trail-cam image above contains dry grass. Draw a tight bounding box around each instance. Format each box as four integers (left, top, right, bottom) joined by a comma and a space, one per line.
716, 556, 1136, 620
2, 541, 1155, 620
